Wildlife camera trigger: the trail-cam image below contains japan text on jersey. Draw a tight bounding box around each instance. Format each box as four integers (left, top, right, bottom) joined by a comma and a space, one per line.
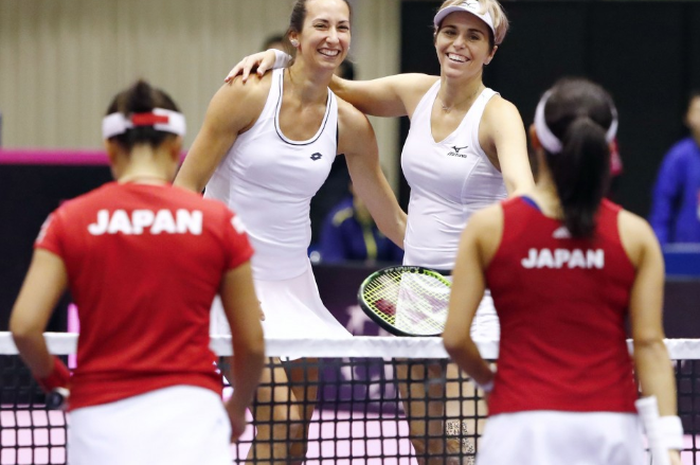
87, 209, 203, 235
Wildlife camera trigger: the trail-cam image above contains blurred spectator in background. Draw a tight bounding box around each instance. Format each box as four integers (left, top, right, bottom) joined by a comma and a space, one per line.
309, 61, 355, 247
319, 182, 404, 264
263, 33, 286, 51
649, 90, 700, 245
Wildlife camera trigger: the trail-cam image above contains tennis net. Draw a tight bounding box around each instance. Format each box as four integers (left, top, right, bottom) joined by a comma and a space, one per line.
1, 333, 699, 464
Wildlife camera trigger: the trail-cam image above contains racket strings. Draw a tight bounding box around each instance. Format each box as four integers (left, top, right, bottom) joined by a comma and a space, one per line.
362, 270, 450, 335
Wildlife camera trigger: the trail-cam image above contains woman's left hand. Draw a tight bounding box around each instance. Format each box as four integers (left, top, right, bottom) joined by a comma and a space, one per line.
224, 50, 278, 84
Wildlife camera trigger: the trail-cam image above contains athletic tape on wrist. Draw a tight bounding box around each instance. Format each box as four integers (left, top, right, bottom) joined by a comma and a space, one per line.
271, 49, 292, 69
475, 379, 494, 393
473, 368, 495, 393
36, 355, 70, 393
659, 416, 684, 450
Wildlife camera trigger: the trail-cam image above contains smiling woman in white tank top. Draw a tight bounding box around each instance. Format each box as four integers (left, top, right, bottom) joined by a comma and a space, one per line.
318, 1, 534, 462
174, 0, 406, 462
226, 0, 534, 461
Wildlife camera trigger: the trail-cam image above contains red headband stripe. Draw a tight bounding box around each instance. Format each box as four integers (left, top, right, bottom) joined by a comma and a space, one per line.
131, 113, 170, 127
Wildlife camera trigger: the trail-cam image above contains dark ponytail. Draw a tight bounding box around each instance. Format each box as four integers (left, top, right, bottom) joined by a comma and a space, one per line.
539, 78, 616, 238
105, 79, 180, 150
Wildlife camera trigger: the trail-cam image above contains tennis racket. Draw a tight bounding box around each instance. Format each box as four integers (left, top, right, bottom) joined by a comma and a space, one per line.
357, 266, 451, 337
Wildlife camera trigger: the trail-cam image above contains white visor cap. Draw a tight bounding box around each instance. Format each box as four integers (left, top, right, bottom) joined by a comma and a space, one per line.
433, 1, 495, 40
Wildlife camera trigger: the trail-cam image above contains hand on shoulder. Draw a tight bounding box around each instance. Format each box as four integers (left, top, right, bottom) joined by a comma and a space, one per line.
207, 72, 273, 133
216, 72, 272, 107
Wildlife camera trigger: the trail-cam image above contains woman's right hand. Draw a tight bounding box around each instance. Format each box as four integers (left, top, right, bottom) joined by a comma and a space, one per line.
225, 398, 248, 443
224, 50, 278, 84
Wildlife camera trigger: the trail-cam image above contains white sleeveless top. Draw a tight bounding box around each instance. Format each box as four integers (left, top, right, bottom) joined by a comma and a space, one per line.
205, 68, 338, 280
401, 81, 506, 270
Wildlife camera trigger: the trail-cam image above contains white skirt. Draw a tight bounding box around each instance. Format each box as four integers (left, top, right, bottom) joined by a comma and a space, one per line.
477, 410, 644, 465
211, 264, 351, 339
443, 274, 499, 341
471, 289, 499, 341
68, 385, 232, 465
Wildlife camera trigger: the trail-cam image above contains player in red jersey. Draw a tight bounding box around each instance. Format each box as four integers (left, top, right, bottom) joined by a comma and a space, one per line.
9, 80, 265, 465
443, 78, 682, 465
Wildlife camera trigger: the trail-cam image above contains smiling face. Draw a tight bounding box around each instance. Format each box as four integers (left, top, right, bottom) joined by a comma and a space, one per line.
435, 11, 497, 80
289, 0, 351, 72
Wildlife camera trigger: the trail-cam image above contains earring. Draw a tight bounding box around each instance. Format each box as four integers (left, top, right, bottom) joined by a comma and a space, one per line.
290, 39, 299, 47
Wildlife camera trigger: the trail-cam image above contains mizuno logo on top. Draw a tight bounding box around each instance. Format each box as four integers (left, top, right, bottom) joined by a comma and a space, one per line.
447, 145, 469, 158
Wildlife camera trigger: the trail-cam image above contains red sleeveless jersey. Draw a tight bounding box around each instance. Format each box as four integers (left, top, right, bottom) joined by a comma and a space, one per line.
485, 197, 637, 415
35, 182, 253, 410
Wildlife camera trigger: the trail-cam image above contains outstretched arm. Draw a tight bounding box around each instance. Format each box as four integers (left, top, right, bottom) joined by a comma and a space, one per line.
330, 73, 437, 118
224, 50, 436, 119
338, 101, 406, 248
480, 97, 535, 196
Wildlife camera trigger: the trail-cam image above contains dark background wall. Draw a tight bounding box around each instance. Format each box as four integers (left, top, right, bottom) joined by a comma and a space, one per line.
399, 1, 700, 217
0, 164, 113, 331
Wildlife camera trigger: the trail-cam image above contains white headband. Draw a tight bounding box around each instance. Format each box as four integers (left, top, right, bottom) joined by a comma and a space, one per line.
433, 0, 495, 40
102, 108, 186, 140
534, 90, 618, 154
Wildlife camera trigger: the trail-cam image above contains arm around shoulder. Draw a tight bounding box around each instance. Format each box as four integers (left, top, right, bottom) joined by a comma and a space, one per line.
481, 96, 534, 196
332, 73, 437, 118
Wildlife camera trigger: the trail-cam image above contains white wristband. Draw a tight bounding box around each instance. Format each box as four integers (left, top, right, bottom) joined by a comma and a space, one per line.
659, 416, 684, 450
475, 379, 494, 393
271, 49, 292, 69
473, 369, 495, 393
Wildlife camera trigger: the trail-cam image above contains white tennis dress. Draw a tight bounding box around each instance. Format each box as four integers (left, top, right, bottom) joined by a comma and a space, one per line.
401, 81, 507, 340
206, 68, 350, 339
